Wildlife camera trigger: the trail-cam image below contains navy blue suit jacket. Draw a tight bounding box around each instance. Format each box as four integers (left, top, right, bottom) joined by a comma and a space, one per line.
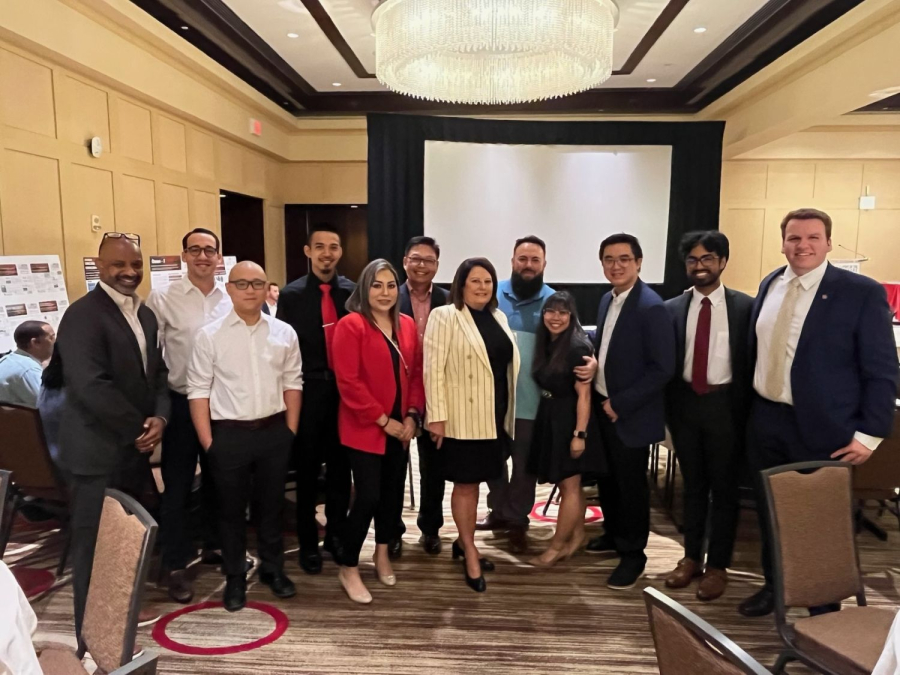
592, 279, 676, 447
750, 263, 899, 455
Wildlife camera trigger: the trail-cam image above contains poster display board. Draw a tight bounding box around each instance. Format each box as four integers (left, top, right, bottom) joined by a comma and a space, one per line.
149, 255, 236, 291
0, 255, 69, 353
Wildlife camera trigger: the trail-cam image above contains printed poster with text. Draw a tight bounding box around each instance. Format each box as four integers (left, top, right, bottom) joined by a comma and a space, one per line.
0, 255, 69, 353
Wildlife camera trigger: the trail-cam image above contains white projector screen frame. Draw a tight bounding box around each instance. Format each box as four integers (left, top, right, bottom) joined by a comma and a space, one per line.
424, 141, 673, 284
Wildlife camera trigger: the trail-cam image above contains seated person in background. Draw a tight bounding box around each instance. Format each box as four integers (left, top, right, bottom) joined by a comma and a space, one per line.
0, 320, 55, 408
38, 346, 65, 463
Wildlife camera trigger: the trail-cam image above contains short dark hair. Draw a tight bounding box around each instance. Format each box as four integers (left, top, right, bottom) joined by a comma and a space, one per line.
679, 230, 730, 261
404, 236, 440, 259
448, 258, 499, 311
308, 223, 342, 245
182, 228, 220, 251
14, 321, 49, 350
514, 235, 546, 255
268, 281, 279, 289
780, 208, 832, 240
599, 233, 643, 260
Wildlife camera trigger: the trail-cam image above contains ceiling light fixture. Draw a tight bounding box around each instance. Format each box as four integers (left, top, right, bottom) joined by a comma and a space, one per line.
287, 32, 299, 38
646, 78, 657, 83
180, 25, 189, 30
372, 0, 619, 105
693, 26, 707, 33
333, 82, 342, 87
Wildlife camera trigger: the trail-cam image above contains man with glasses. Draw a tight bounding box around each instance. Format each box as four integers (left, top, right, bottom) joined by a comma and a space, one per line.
587, 233, 674, 590
662, 231, 753, 602
56, 232, 170, 638
146, 228, 232, 602
188, 261, 302, 611
277, 224, 355, 574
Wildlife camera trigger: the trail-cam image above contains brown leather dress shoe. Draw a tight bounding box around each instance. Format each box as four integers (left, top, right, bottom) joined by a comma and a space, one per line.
508, 528, 529, 554
167, 569, 194, 604
664, 557, 701, 589
697, 567, 728, 601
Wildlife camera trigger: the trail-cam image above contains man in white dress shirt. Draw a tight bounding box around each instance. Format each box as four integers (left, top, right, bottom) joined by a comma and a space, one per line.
146, 228, 232, 603
188, 261, 303, 612
738, 208, 899, 618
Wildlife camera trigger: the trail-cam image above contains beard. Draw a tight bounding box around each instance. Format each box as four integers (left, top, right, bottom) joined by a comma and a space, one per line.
511, 270, 545, 299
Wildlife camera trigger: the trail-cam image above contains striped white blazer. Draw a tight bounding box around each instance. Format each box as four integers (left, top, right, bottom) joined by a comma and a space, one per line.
424, 304, 520, 441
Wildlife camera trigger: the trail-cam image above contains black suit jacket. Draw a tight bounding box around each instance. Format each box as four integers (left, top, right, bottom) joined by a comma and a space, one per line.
56, 286, 170, 475
398, 283, 449, 318
664, 286, 754, 430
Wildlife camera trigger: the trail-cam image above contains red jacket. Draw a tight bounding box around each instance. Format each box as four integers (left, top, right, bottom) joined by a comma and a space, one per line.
333, 312, 424, 454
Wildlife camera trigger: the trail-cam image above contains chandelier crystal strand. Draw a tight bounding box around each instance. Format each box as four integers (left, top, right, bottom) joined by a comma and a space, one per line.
373, 0, 618, 105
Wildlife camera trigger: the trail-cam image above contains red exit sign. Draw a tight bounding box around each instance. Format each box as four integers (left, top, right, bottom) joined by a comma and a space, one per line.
249, 118, 262, 136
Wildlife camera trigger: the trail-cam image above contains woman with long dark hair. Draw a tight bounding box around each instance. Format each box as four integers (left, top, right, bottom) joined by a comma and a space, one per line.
527, 291, 605, 567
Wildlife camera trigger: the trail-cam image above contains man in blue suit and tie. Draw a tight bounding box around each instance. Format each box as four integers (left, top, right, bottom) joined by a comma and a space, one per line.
738, 208, 899, 618
586, 233, 676, 589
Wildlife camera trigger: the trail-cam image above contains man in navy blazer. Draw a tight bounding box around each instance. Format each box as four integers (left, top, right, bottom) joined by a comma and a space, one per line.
586, 233, 676, 590
738, 208, 899, 618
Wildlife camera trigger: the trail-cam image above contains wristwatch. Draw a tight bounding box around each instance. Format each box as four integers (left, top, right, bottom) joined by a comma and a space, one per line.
573, 430, 587, 440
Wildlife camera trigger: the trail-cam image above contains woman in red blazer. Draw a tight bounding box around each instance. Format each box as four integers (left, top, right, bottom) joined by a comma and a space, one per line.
332, 259, 424, 605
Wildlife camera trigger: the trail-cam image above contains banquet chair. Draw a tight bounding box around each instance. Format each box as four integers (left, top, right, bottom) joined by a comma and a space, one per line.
763, 461, 895, 674
644, 587, 770, 674
853, 409, 900, 537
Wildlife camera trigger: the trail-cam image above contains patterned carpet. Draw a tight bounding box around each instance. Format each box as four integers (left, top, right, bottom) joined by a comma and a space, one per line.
9, 450, 900, 674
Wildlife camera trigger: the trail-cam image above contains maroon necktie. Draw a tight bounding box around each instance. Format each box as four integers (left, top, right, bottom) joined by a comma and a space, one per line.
691, 297, 712, 395
320, 284, 337, 370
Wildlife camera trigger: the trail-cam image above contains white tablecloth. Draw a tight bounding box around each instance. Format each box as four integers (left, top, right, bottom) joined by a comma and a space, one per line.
0, 561, 41, 675
874, 609, 900, 675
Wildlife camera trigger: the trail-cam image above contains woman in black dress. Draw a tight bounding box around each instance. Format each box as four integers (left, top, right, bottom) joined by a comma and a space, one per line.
527, 291, 605, 567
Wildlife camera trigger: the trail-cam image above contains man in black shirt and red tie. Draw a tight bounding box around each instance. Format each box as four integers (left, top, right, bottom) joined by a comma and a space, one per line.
277, 224, 356, 573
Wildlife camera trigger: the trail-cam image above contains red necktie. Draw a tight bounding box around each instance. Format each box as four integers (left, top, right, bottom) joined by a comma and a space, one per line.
320, 284, 337, 370
691, 297, 712, 395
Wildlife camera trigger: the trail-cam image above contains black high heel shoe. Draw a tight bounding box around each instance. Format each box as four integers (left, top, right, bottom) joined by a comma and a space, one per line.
452, 540, 495, 572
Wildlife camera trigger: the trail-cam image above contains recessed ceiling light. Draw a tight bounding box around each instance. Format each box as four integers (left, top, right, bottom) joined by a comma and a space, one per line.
180, 25, 189, 30
693, 26, 707, 33
287, 32, 299, 38
646, 78, 657, 83
332, 82, 342, 87
350, 205, 358, 209
219, 194, 226, 198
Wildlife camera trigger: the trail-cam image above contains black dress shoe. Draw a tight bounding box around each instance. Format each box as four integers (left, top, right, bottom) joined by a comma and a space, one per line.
388, 538, 403, 560
200, 549, 224, 565
167, 569, 194, 604
259, 570, 297, 599
299, 548, 323, 575
223, 575, 246, 612
464, 567, 486, 592
475, 512, 509, 532
586, 535, 617, 554
420, 534, 442, 555
508, 529, 529, 555
451, 540, 495, 572
607, 557, 646, 590
738, 587, 775, 617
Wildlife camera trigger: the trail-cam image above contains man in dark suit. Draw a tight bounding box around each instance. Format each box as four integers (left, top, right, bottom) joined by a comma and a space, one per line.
738, 208, 899, 618
663, 231, 753, 601
390, 236, 449, 556
56, 233, 170, 640
277, 224, 355, 574
587, 233, 675, 590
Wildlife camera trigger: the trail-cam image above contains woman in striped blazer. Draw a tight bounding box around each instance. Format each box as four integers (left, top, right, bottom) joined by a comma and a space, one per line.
424, 258, 520, 592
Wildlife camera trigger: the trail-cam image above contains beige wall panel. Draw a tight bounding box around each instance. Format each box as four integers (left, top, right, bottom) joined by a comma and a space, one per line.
193, 190, 219, 231
187, 128, 216, 180
116, 99, 153, 163
0, 49, 56, 138
242, 151, 267, 197
64, 164, 115, 296
264, 205, 286, 287
857, 210, 900, 282
720, 162, 767, 203
862, 162, 900, 209
765, 163, 815, 205
279, 164, 367, 204
813, 162, 863, 208
215, 140, 243, 189
0, 151, 63, 262
59, 76, 109, 150
719, 208, 765, 295
157, 116, 187, 173
117, 174, 157, 297
761, 208, 861, 277
826, 209, 861, 262
158, 183, 190, 255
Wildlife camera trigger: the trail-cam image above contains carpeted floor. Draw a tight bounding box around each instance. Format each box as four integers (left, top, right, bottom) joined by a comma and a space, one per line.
10, 450, 900, 674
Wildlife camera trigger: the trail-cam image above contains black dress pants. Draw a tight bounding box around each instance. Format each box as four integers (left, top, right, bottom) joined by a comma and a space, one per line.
342, 440, 408, 567
160, 390, 218, 570
67, 451, 151, 640
668, 385, 741, 569
396, 431, 445, 539
593, 398, 650, 563
294, 378, 351, 550
208, 422, 293, 577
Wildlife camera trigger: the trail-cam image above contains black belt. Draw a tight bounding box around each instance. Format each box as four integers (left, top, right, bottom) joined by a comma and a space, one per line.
682, 382, 732, 395
303, 370, 335, 381
212, 412, 285, 430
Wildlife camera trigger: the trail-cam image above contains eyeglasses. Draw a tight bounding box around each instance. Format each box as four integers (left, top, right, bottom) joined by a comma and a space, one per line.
686, 254, 720, 267
103, 232, 141, 244
228, 279, 267, 291
185, 245, 219, 258
602, 255, 635, 267
543, 308, 571, 318
406, 256, 438, 268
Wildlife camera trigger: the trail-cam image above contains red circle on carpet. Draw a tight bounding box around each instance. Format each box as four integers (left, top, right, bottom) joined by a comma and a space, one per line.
152, 601, 289, 655
11, 567, 55, 598
530, 501, 603, 524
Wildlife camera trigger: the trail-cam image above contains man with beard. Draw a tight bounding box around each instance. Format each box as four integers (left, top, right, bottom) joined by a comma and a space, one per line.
278, 224, 355, 574
662, 231, 753, 602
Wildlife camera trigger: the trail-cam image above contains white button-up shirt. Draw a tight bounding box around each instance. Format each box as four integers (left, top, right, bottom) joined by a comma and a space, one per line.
99, 281, 147, 371
594, 286, 633, 397
187, 311, 303, 421
146, 275, 232, 394
754, 259, 881, 450
683, 284, 732, 385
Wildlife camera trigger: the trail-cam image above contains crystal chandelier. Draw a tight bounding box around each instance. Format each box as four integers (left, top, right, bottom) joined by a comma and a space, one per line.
372, 0, 619, 105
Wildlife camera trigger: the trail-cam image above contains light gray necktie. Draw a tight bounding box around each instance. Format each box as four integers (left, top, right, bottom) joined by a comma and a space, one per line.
763, 276, 802, 401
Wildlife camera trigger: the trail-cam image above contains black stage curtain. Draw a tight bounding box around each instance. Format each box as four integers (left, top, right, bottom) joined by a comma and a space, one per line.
367, 113, 725, 321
